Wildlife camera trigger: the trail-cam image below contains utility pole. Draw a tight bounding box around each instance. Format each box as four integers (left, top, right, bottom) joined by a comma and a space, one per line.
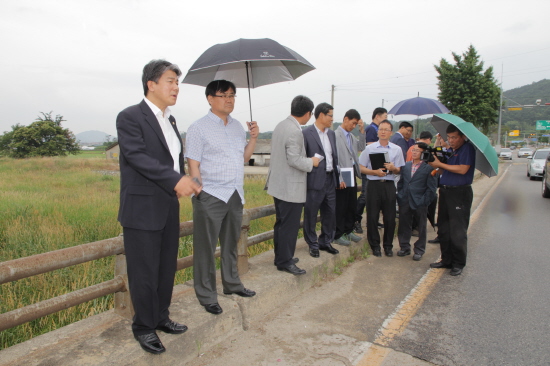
497, 65, 503, 150
381, 99, 384, 108
331, 85, 335, 107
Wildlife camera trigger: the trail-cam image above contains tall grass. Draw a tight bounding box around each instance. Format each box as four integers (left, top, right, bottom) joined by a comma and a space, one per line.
0, 157, 276, 349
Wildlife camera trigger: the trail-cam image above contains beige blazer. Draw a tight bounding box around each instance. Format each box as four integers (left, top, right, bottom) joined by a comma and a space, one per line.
265, 116, 313, 203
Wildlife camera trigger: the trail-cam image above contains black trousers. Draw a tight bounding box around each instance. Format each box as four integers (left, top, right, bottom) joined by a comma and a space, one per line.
123, 198, 180, 336
398, 201, 428, 254
437, 185, 473, 269
273, 197, 303, 268
335, 186, 357, 240
303, 172, 336, 250
366, 180, 396, 250
355, 176, 368, 223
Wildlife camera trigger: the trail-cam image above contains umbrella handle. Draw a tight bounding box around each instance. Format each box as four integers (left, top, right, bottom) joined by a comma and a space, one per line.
245, 61, 253, 121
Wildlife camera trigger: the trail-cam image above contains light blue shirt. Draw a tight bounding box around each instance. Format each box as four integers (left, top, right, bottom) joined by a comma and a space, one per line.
358, 141, 405, 181
185, 110, 247, 203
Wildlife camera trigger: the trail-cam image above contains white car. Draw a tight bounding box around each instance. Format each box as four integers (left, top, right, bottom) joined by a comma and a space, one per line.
527, 148, 550, 180
518, 148, 533, 158
499, 148, 512, 160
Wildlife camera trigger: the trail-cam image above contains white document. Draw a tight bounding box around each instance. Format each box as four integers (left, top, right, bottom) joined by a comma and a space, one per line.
314, 153, 324, 162
340, 167, 355, 187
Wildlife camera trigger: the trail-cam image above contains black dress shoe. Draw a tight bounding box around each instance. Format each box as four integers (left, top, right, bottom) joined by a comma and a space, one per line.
372, 249, 382, 257
134, 332, 165, 354
319, 244, 339, 255
413, 254, 422, 261
384, 249, 393, 257
273, 257, 299, 266
397, 249, 411, 257
223, 288, 256, 297
428, 237, 440, 244
156, 319, 188, 334
450, 267, 463, 276
203, 303, 223, 315
277, 264, 306, 275
430, 261, 452, 269
353, 221, 363, 234
309, 248, 320, 258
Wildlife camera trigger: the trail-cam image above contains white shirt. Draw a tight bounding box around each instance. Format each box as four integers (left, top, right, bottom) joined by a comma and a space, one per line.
358, 140, 405, 181
143, 97, 181, 173
314, 123, 333, 172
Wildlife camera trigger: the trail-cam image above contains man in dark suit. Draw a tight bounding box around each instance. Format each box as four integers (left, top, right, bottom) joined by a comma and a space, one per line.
390, 121, 414, 160
397, 143, 437, 260
303, 102, 341, 258
116, 59, 201, 354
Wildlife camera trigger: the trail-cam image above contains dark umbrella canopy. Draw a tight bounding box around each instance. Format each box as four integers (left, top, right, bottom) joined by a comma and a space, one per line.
388, 97, 450, 116
182, 38, 315, 88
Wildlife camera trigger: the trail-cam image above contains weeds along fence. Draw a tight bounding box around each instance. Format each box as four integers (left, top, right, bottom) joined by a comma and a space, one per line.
0, 204, 321, 333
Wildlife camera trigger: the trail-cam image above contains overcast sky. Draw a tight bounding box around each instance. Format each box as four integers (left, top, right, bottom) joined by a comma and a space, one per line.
1, 0, 549, 139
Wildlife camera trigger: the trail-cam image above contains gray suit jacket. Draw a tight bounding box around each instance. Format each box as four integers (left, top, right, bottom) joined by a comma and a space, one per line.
302, 124, 340, 190
265, 116, 313, 203
335, 127, 365, 178
397, 161, 437, 210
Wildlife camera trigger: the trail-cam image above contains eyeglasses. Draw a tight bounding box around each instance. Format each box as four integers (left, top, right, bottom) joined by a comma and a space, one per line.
213, 94, 237, 99
378, 128, 392, 133
326, 114, 334, 118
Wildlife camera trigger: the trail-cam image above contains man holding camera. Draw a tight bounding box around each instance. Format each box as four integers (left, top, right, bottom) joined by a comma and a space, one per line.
427, 125, 476, 276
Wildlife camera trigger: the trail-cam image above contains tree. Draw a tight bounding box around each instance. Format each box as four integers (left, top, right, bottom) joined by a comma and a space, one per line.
0, 112, 80, 158
435, 45, 501, 135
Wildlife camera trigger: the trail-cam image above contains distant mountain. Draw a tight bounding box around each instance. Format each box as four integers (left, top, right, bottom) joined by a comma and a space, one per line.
502, 79, 550, 130
76, 130, 109, 144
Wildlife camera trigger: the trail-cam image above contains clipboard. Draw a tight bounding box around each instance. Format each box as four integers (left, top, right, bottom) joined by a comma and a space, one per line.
369, 152, 389, 171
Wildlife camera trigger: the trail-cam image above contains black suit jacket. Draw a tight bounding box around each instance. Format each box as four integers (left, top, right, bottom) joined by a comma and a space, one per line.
116, 100, 185, 231
302, 124, 339, 190
390, 132, 410, 161
397, 161, 437, 210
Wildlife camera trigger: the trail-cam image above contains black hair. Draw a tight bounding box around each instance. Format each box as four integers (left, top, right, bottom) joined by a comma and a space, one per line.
446, 124, 464, 136
372, 107, 387, 121
142, 59, 182, 96
379, 120, 393, 131
291, 95, 314, 117
314, 102, 334, 119
205, 80, 236, 98
419, 131, 433, 140
344, 109, 361, 121
398, 121, 414, 130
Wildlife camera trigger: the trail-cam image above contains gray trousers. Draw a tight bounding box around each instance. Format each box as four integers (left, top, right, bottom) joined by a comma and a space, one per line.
192, 190, 244, 305
303, 172, 336, 250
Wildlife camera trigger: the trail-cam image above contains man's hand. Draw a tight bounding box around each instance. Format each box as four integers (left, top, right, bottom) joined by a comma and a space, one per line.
311, 157, 320, 167
174, 176, 202, 198
358, 119, 364, 134
247, 121, 259, 139
384, 162, 396, 173
338, 181, 346, 189
374, 168, 386, 177
428, 156, 443, 169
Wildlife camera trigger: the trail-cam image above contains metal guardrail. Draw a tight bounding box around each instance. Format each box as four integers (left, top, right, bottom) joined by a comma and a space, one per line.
0, 204, 316, 332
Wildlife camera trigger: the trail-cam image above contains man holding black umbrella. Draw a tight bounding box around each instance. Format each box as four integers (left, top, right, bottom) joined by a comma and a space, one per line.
428, 124, 476, 276
186, 80, 258, 315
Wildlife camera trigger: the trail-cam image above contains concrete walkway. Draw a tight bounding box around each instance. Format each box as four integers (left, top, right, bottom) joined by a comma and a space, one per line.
0, 171, 501, 366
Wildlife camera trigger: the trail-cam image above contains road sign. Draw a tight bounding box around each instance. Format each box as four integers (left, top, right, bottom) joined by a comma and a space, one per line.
536, 120, 550, 130
508, 107, 523, 111
508, 130, 520, 136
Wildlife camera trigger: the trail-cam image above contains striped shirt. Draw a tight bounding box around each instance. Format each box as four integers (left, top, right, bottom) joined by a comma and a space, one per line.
185, 110, 247, 204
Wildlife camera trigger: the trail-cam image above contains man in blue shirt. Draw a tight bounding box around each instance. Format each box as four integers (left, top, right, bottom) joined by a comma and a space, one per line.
428, 125, 476, 276
355, 107, 387, 233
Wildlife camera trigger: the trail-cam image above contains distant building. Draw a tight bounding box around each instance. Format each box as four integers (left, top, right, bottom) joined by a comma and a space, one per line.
248, 139, 271, 166
106, 142, 119, 160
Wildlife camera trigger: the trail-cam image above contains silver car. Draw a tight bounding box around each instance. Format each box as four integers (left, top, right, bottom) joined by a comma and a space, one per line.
499, 148, 512, 160
527, 148, 550, 180
518, 147, 533, 158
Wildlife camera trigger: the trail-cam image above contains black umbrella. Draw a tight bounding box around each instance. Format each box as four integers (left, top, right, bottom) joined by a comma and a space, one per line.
388, 96, 450, 139
182, 38, 316, 120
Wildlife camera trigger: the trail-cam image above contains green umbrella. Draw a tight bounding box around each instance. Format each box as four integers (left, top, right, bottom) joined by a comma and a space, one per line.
430, 114, 499, 177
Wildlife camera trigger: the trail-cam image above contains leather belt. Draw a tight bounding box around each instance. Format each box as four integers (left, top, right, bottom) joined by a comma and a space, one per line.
372, 179, 393, 183
440, 184, 471, 189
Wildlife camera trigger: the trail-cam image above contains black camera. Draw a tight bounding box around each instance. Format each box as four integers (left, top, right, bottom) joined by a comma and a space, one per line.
417, 142, 452, 163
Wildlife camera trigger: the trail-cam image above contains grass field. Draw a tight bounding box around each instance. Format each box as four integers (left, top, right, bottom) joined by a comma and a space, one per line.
0, 156, 277, 350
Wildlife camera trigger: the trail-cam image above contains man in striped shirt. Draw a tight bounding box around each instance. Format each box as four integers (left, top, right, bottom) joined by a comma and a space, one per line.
185, 80, 259, 316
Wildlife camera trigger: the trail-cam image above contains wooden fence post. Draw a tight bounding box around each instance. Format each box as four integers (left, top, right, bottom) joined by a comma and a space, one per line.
114, 253, 134, 319
237, 210, 251, 275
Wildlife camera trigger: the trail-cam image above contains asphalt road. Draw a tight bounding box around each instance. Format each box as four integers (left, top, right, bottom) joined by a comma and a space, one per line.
390, 161, 550, 366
